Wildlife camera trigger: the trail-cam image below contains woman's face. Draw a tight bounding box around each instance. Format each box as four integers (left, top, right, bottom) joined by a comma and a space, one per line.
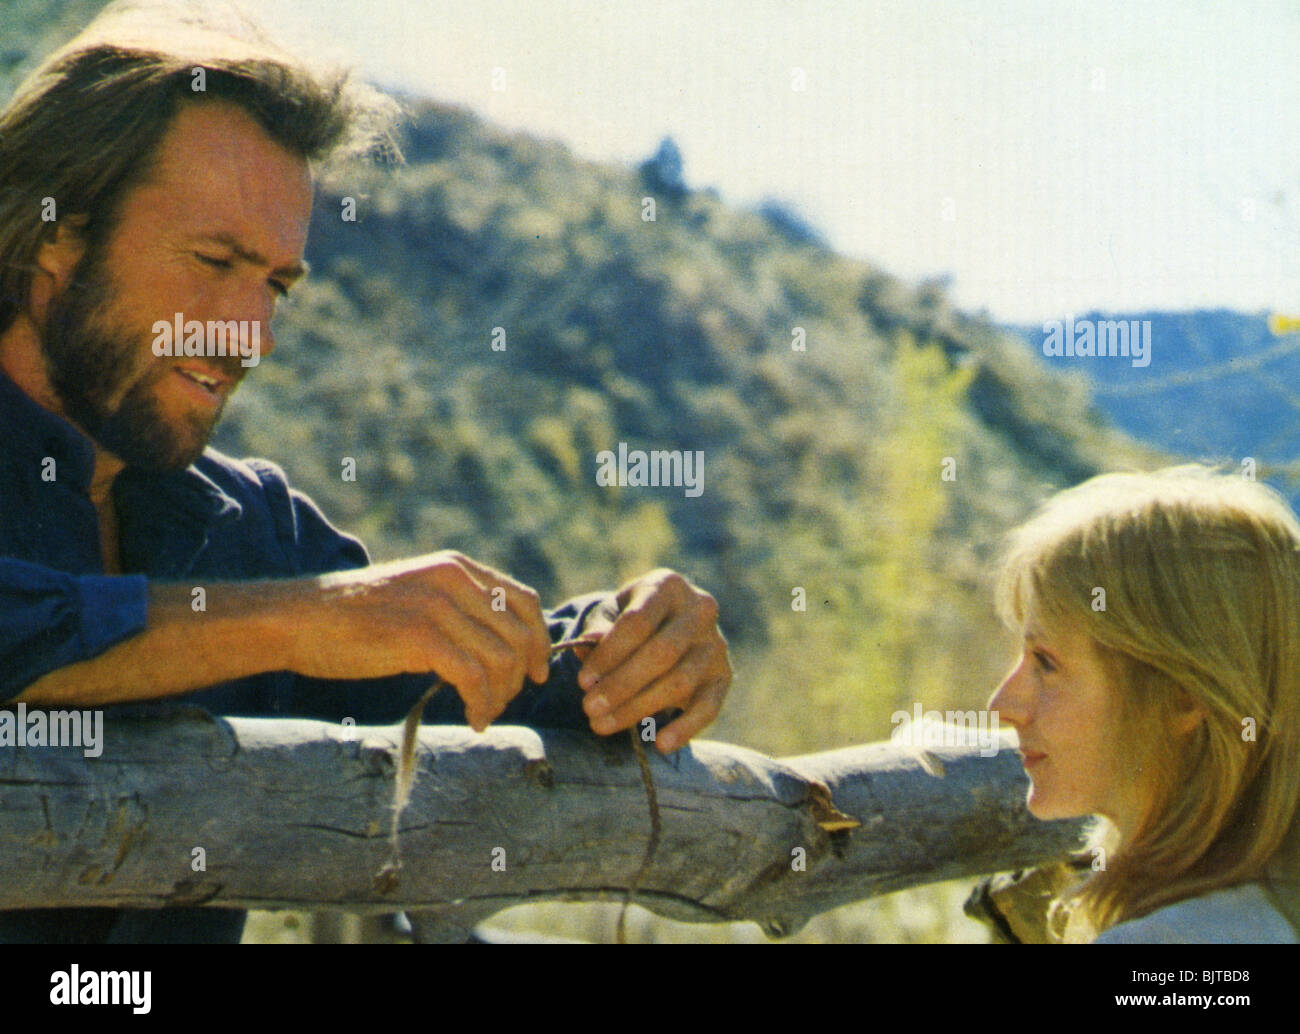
988, 612, 1145, 835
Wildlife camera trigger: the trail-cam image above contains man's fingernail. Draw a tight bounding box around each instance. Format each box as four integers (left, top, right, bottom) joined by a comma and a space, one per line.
658, 734, 676, 752
593, 715, 616, 734
586, 695, 609, 715
579, 669, 597, 689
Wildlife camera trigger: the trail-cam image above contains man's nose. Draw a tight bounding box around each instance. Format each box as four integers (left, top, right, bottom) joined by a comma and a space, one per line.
223, 283, 278, 359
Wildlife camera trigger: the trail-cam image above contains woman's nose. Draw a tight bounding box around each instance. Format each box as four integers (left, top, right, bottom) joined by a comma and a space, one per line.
988, 659, 1029, 729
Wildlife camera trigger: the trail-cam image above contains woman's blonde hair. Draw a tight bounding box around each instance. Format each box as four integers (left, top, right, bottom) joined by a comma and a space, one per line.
994, 465, 1300, 941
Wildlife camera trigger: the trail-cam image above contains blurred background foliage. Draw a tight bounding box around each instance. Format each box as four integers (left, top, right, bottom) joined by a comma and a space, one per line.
9, 2, 1162, 942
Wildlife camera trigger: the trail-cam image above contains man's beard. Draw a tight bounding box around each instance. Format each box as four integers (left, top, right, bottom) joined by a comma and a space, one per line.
40, 247, 229, 472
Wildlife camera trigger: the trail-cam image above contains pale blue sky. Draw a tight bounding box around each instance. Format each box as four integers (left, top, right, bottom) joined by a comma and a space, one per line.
260, 0, 1298, 323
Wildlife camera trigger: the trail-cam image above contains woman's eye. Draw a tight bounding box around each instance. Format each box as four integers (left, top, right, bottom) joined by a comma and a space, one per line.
1032, 649, 1055, 674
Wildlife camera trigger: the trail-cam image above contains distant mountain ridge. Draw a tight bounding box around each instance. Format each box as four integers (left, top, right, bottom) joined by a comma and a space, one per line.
1005, 309, 1300, 504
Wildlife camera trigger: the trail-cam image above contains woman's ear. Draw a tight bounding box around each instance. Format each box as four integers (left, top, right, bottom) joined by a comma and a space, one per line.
29, 215, 89, 323
1170, 689, 1205, 738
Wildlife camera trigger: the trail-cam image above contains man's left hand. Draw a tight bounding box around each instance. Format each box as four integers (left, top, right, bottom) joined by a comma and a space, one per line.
575, 569, 732, 753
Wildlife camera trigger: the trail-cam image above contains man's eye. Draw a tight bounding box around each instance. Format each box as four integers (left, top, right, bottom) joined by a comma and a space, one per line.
195, 253, 232, 269
269, 279, 290, 299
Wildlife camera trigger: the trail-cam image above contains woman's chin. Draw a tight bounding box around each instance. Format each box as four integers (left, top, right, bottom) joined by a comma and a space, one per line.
1026, 788, 1064, 821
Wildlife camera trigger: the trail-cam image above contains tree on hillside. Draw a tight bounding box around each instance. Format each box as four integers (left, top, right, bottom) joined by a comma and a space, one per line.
639, 136, 687, 202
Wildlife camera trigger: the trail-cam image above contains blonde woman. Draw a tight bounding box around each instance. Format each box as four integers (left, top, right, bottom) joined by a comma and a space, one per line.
987, 465, 1300, 943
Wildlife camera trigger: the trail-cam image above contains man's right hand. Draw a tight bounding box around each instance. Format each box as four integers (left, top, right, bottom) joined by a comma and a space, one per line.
16, 551, 550, 721
296, 551, 552, 731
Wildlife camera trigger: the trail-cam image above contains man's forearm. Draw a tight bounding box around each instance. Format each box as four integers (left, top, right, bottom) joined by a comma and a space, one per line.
9, 554, 734, 744
15, 579, 303, 707
12, 551, 563, 720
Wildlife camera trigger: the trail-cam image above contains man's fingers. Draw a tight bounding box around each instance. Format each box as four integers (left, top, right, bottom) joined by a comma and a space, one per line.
573, 570, 731, 751
424, 592, 527, 725
584, 637, 709, 731
655, 677, 728, 753
583, 614, 694, 717
427, 554, 546, 687
415, 627, 488, 725
577, 582, 675, 692
445, 554, 551, 684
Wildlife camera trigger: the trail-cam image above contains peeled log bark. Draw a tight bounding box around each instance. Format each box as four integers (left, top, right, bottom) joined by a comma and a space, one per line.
0, 709, 1086, 938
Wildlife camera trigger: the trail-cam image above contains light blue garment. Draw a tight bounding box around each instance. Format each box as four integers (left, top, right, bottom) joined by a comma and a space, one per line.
1093, 883, 1298, 943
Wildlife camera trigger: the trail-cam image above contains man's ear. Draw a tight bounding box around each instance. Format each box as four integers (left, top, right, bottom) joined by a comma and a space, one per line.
29, 215, 90, 322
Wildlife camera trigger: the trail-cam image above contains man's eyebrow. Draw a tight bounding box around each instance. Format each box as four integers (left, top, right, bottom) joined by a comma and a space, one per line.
192, 232, 309, 280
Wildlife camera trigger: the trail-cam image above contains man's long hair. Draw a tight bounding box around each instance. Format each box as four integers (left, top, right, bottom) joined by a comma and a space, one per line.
0, 0, 400, 336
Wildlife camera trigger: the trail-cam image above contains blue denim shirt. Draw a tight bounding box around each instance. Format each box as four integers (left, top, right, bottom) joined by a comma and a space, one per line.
0, 371, 611, 941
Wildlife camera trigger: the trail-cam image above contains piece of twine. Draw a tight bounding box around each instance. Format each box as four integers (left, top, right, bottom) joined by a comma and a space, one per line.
372, 634, 661, 944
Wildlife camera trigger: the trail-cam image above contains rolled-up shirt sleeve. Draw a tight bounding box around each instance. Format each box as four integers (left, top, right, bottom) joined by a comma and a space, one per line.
0, 557, 148, 704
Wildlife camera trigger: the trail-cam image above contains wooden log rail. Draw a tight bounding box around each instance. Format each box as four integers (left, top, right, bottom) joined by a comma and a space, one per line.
0, 708, 1086, 941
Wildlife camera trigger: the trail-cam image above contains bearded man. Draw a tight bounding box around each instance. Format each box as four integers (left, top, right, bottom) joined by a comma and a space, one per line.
0, 0, 732, 943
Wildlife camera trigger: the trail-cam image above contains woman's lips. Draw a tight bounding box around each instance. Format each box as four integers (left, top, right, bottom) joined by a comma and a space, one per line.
1021, 750, 1046, 769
